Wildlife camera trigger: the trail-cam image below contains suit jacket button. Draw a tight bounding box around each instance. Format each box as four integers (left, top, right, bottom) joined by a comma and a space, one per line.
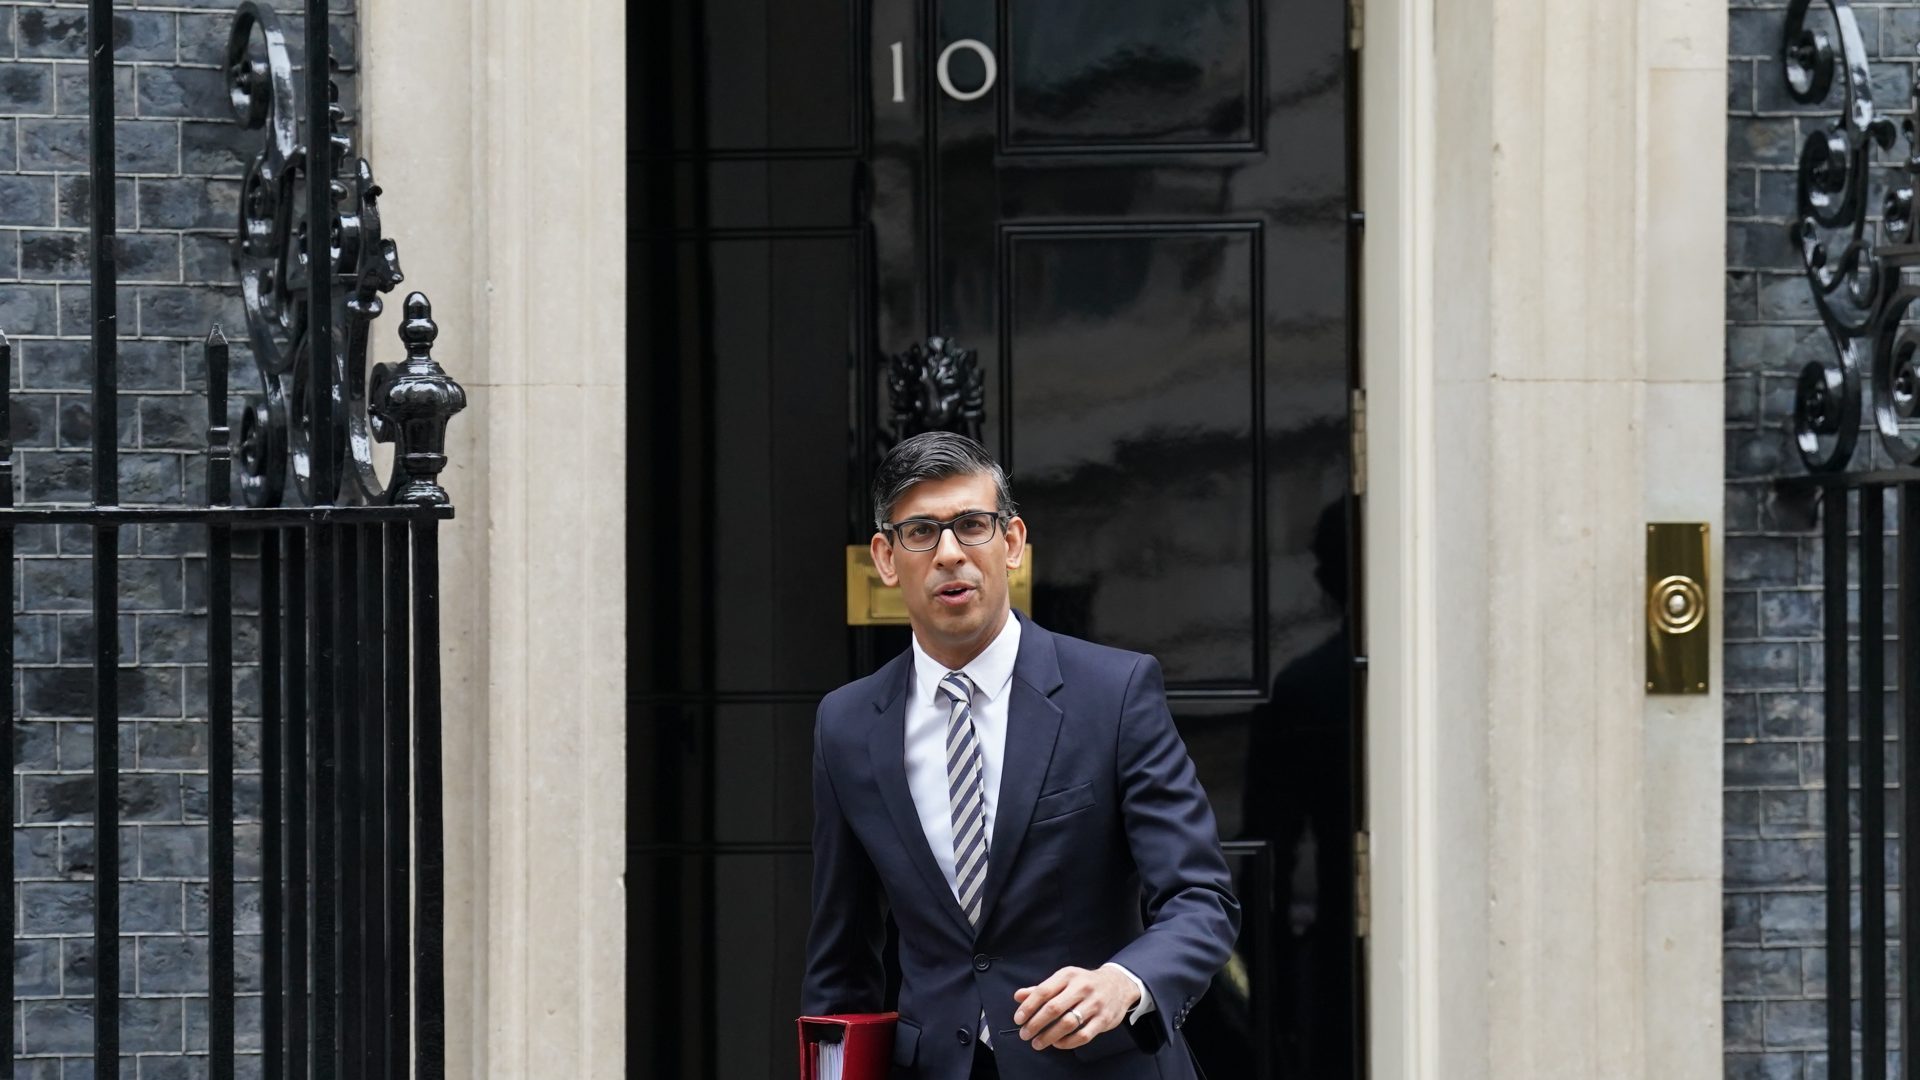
957, 1028, 972, 1045
973, 953, 991, 971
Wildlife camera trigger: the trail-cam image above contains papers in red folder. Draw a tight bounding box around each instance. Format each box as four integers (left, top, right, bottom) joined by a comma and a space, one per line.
797, 1012, 897, 1080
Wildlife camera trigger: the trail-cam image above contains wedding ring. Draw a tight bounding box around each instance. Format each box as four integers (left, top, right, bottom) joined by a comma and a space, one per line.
1067, 1008, 1085, 1029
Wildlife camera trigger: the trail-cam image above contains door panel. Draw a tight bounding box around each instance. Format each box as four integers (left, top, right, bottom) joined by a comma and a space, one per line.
629, 704, 816, 847
1003, 0, 1258, 149
692, 159, 865, 230
628, 851, 815, 1079
706, 237, 861, 693
634, 0, 863, 154
632, 233, 863, 697
1003, 227, 1263, 684
631, 6, 867, 1070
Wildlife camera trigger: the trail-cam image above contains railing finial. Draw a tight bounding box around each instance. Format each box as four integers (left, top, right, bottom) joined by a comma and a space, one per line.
207, 329, 233, 509
229, 1, 441, 508
373, 292, 466, 507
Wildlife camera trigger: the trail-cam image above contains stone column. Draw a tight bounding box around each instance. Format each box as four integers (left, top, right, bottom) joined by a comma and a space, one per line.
1362, 0, 1724, 1075
362, 0, 628, 1075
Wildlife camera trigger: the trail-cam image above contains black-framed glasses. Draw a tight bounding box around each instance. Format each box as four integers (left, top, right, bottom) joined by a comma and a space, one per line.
882, 510, 1006, 552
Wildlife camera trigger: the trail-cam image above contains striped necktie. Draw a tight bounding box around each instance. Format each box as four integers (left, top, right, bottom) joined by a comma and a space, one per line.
938, 670, 992, 1046
939, 670, 990, 924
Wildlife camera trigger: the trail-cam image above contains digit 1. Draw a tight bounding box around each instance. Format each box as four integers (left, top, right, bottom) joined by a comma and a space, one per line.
891, 41, 905, 103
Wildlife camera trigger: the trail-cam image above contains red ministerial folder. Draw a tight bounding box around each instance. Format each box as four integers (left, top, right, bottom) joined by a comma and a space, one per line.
796, 1012, 897, 1080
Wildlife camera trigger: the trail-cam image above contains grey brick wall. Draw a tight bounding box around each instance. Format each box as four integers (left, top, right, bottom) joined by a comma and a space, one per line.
1724, 3, 1917, 1078
0, 3, 354, 1076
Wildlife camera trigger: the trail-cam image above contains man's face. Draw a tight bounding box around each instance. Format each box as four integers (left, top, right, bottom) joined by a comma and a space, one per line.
871, 471, 1027, 657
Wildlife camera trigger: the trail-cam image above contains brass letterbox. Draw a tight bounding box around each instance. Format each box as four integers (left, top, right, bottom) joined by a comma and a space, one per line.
846, 545, 1034, 626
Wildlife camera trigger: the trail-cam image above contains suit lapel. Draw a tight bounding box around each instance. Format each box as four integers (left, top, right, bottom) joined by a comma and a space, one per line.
866, 651, 975, 941
976, 611, 1065, 932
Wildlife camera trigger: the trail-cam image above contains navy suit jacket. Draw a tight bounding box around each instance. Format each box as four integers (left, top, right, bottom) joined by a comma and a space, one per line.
802, 609, 1241, 1080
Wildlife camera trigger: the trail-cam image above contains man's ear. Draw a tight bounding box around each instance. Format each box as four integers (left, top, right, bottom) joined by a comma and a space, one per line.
1003, 516, 1027, 570
871, 531, 899, 586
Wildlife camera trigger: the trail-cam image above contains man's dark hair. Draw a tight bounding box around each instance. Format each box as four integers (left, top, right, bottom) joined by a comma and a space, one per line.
871, 431, 1019, 531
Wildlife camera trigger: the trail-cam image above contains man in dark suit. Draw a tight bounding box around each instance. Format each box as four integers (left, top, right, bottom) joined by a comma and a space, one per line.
802, 432, 1241, 1080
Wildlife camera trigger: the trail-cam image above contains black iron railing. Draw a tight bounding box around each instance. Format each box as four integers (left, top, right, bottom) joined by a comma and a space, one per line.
1771, 473, 1900, 1080
1777, 1, 1920, 1076
0, 1, 465, 1077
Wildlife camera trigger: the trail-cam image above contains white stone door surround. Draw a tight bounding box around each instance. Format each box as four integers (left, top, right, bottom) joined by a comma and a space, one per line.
355, 0, 1725, 1074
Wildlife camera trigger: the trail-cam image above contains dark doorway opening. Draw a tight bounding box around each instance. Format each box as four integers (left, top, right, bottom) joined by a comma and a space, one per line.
629, 2, 1363, 1076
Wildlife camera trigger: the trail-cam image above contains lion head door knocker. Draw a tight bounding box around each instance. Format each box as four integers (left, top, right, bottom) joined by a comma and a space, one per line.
851, 336, 1030, 627
887, 336, 985, 446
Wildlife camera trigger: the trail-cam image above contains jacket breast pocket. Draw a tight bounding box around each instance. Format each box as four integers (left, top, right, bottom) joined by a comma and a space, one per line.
1030, 780, 1095, 824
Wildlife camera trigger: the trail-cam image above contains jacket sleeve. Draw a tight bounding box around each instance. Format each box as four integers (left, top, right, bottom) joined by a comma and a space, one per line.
1103, 655, 1242, 1052
800, 706, 889, 1016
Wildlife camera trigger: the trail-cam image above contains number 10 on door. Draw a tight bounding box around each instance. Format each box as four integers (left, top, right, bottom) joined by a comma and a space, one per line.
890, 39, 999, 103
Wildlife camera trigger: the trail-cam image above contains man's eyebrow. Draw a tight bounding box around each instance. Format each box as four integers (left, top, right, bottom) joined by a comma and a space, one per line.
899, 507, 994, 519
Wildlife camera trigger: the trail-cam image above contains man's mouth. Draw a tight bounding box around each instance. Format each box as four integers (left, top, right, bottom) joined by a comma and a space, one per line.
933, 582, 977, 607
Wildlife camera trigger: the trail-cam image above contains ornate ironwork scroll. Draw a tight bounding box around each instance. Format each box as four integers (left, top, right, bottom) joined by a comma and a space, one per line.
1782, 0, 1920, 471
227, 3, 462, 506
887, 335, 986, 445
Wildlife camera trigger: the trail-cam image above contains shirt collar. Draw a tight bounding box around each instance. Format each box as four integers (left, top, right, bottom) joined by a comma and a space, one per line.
910, 610, 1023, 704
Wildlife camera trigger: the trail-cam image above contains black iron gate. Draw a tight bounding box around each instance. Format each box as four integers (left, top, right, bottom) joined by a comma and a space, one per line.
0, 1, 465, 1076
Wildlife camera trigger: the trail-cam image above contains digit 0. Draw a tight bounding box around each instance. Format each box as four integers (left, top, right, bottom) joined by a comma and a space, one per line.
936, 39, 997, 102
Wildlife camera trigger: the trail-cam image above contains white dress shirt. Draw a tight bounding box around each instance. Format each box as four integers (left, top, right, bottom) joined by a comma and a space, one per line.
904, 613, 1155, 1048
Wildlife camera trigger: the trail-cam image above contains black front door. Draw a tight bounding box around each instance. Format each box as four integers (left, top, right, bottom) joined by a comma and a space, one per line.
631, 2, 1359, 1076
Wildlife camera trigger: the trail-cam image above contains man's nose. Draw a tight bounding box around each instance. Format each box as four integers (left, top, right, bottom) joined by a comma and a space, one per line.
932, 527, 968, 567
